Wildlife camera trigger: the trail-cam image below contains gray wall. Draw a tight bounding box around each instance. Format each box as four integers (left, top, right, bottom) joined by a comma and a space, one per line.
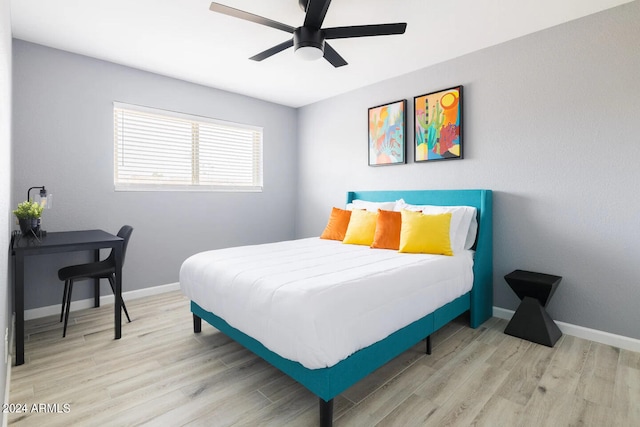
296, 2, 640, 339
1, 0, 12, 404
12, 40, 298, 310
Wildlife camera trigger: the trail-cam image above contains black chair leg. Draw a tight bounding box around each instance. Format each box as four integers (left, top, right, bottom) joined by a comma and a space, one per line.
63, 280, 74, 337
60, 280, 69, 322
108, 275, 131, 323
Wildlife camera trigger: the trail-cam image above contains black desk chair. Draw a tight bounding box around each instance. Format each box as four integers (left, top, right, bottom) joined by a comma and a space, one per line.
58, 225, 133, 337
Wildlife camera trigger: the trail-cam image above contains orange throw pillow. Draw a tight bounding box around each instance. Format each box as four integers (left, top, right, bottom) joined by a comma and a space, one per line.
371, 209, 402, 250
320, 207, 352, 241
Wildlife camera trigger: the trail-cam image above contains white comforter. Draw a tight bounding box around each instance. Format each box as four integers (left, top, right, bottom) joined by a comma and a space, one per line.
180, 238, 474, 369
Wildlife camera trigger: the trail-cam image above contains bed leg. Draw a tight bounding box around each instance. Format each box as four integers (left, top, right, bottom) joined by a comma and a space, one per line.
319, 398, 333, 427
193, 314, 202, 333
426, 335, 432, 355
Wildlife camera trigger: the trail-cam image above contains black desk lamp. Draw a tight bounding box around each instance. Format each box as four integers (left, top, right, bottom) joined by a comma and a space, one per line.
27, 186, 51, 207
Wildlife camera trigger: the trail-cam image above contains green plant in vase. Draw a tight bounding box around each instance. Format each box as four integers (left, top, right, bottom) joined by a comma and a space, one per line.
13, 200, 45, 235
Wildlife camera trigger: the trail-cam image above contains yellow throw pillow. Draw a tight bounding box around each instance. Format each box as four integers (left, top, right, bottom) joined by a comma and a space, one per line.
320, 207, 352, 241
398, 210, 453, 256
371, 209, 402, 250
343, 209, 378, 245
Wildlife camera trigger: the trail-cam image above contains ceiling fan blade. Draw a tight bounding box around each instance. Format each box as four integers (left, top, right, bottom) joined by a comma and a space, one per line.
304, 0, 332, 29
324, 23, 407, 39
209, 2, 295, 34
249, 39, 294, 61
323, 42, 347, 68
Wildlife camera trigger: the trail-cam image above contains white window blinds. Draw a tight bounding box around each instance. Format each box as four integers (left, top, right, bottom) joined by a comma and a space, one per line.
114, 102, 263, 191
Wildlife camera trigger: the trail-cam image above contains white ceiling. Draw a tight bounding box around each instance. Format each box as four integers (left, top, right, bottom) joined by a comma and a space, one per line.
10, 0, 632, 107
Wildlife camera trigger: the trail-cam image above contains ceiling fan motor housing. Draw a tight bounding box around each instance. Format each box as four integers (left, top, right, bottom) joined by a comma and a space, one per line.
293, 27, 325, 53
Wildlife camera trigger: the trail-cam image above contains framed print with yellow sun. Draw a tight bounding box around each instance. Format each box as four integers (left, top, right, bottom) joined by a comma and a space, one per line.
414, 86, 463, 162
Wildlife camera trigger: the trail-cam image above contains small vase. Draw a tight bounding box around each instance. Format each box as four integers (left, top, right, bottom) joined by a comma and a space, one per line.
18, 218, 40, 235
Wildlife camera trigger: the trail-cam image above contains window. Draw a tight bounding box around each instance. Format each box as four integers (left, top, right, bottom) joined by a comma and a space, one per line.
113, 102, 263, 191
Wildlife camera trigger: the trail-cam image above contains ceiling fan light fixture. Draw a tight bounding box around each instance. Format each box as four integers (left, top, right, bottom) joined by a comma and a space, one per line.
295, 45, 324, 61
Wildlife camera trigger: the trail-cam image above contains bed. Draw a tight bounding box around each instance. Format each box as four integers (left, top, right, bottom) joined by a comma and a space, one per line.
180, 189, 493, 426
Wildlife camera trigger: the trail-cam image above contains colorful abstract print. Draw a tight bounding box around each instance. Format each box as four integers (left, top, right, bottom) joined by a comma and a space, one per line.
369, 101, 405, 165
415, 88, 461, 161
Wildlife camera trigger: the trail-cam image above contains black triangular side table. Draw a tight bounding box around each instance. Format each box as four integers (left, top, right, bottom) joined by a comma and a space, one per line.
503, 270, 562, 347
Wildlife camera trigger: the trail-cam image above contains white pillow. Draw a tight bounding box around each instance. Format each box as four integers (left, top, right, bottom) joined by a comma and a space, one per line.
396, 199, 477, 253
465, 215, 478, 250
348, 199, 398, 212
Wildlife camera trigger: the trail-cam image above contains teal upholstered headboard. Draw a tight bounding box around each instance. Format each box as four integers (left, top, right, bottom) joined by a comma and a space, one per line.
346, 189, 493, 327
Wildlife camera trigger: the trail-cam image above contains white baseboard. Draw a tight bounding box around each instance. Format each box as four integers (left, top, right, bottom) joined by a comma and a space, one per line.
493, 306, 640, 353
24, 282, 181, 321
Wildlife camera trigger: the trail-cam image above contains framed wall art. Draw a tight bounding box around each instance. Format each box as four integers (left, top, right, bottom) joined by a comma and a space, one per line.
414, 85, 462, 162
368, 99, 406, 166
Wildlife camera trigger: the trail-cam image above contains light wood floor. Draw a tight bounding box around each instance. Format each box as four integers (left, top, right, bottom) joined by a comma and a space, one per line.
8, 291, 640, 426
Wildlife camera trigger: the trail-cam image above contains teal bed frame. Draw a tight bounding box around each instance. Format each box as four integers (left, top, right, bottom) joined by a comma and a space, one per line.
190, 189, 493, 426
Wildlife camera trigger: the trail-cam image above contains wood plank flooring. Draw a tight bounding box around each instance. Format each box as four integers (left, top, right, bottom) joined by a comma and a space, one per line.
8, 291, 640, 426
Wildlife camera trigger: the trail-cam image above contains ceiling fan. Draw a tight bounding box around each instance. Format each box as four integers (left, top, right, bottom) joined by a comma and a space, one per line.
209, 0, 407, 67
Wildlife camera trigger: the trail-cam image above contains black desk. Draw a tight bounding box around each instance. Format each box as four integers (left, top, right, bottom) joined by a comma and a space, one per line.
503, 269, 562, 347
12, 229, 124, 365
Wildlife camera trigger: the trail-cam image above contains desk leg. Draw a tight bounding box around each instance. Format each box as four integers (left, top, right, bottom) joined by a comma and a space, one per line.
93, 249, 100, 308
14, 252, 25, 366
114, 243, 123, 340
